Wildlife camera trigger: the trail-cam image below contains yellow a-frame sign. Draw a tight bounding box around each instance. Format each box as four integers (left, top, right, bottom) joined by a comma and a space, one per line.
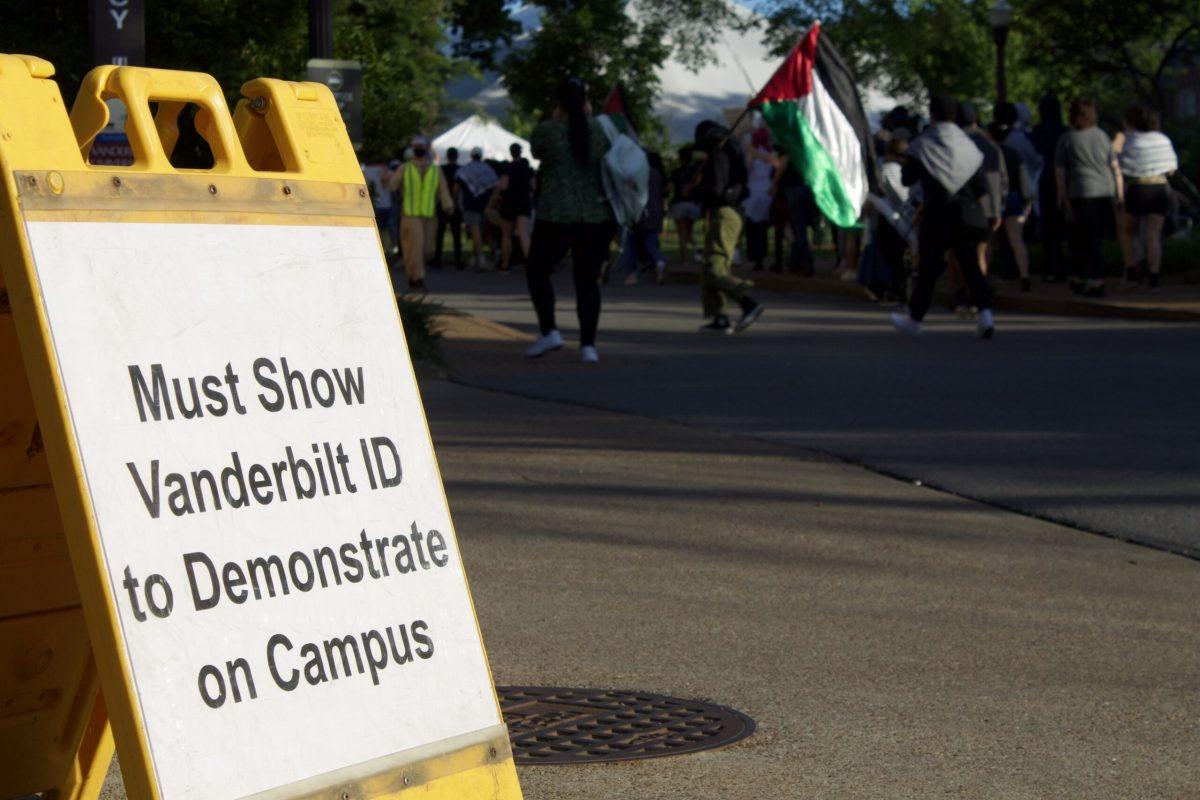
0, 55, 521, 800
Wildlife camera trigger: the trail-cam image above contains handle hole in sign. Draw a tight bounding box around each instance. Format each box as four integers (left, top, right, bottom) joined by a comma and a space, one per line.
166, 103, 217, 169
86, 98, 135, 167
235, 96, 288, 173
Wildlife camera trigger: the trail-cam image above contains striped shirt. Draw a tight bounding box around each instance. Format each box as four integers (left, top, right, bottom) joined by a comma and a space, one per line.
1119, 131, 1178, 178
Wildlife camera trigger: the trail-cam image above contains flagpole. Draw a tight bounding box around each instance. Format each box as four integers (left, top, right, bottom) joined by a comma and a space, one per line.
720, 20, 819, 144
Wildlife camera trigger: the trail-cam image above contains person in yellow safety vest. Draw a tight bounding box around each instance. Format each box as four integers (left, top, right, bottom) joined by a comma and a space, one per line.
387, 136, 453, 291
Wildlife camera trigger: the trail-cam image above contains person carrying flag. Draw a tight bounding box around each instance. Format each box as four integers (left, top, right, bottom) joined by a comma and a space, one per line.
694, 120, 765, 334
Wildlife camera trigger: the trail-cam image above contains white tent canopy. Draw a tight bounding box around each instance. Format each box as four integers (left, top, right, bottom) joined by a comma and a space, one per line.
432, 114, 538, 167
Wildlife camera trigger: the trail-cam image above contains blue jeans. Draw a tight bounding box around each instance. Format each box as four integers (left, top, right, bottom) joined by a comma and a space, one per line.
620, 228, 664, 274
785, 184, 814, 269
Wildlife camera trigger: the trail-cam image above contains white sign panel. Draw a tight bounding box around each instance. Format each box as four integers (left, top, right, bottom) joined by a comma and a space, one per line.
25, 221, 500, 800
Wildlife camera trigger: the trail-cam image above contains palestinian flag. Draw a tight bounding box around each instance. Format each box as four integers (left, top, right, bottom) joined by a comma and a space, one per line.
752, 22, 875, 228
602, 82, 638, 139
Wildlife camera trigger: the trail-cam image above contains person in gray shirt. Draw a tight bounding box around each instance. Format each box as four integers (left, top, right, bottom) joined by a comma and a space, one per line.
1055, 98, 1121, 297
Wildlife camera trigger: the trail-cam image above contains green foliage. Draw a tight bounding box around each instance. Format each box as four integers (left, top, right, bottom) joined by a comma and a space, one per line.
504, 105, 540, 141
762, 0, 1043, 105
0, 0, 455, 160
499, 0, 741, 135
762, 0, 1200, 116
334, 0, 456, 160
2, 0, 747, 157
501, 0, 670, 134
1019, 0, 1200, 105
448, 0, 521, 71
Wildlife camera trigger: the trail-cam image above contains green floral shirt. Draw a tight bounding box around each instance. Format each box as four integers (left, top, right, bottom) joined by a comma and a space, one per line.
530, 117, 614, 225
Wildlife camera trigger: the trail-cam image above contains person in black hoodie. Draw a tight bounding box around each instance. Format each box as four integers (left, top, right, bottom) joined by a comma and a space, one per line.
693, 121, 764, 334
1032, 95, 1069, 282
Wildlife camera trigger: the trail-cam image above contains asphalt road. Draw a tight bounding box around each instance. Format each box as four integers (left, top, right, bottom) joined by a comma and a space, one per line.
430, 268, 1200, 557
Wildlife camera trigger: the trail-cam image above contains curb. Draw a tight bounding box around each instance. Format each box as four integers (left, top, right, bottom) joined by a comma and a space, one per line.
664, 269, 1200, 323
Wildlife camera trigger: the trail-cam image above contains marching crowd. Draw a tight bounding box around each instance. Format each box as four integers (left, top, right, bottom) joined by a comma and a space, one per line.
363, 139, 537, 292
364, 77, 1184, 358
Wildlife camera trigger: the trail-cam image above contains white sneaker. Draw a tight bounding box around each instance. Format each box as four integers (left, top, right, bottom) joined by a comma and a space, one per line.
655, 261, 666, 285
624, 272, 638, 286
580, 345, 599, 363
890, 310, 922, 336
976, 309, 995, 339
524, 329, 564, 359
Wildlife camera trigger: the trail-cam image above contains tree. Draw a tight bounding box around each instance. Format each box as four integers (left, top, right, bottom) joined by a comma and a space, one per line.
497, 0, 742, 134
500, 0, 671, 132
0, 0, 455, 159
334, 0, 455, 158
1019, 0, 1200, 107
447, 0, 521, 71
760, 0, 1043, 106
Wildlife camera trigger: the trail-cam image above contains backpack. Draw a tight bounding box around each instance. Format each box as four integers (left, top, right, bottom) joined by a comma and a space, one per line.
596, 115, 649, 228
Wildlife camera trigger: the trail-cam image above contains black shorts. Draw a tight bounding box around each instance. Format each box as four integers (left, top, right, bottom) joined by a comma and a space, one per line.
500, 196, 532, 221
1124, 182, 1170, 217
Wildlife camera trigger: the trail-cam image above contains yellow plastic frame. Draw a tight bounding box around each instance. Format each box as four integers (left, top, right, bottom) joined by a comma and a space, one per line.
0, 55, 521, 800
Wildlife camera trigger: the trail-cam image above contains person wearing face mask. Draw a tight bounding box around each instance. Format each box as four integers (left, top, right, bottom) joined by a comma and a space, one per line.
387, 136, 453, 291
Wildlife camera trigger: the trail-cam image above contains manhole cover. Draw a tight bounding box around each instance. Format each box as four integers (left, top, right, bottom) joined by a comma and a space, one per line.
497, 686, 755, 765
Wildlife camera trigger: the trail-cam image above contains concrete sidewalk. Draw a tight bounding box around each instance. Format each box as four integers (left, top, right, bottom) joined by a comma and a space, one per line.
663, 262, 1200, 322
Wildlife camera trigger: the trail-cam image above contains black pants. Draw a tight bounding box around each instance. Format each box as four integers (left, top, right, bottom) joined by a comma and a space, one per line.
745, 220, 769, 267
877, 221, 909, 300
434, 211, 462, 267
1068, 197, 1110, 280
526, 220, 615, 347
1039, 181, 1068, 280
909, 209, 992, 321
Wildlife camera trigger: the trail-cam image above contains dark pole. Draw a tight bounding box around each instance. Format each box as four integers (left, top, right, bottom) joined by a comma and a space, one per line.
993, 25, 1009, 103
309, 0, 334, 60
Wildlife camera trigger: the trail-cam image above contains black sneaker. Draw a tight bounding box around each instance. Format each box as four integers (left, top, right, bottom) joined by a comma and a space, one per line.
408, 279, 427, 292
699, 316, 733, 334
1020, 277, 1031, 293
1148, 273, 1161, 293
735, 300, 765, 332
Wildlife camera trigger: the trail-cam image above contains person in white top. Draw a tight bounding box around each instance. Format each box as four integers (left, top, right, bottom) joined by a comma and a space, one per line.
742, 127, 776, 272
1117, 104, 1178, 291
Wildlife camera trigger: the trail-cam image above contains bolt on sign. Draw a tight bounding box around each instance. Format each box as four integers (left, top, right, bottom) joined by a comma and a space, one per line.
0, 56, 522, 800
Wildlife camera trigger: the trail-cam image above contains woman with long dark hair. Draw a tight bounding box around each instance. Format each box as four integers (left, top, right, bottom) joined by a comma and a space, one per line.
522, 77, 616, 363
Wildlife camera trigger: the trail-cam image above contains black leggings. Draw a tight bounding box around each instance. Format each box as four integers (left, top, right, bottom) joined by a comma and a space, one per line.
526, 220, 616, 347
